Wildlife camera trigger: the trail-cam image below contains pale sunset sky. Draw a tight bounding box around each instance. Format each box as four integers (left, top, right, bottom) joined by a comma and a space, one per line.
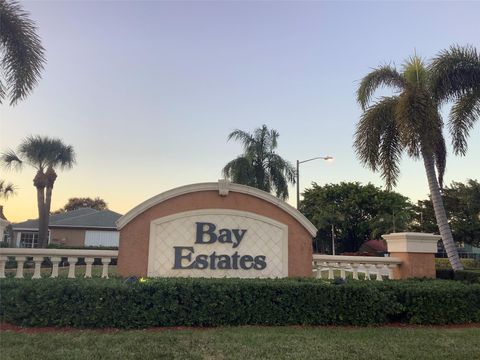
1, 0, 479, 222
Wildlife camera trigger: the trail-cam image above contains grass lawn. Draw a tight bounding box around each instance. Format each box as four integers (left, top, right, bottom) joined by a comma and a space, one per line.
1, 326, 479, 360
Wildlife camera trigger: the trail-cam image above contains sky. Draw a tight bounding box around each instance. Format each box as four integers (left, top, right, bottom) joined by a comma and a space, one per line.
1, 0, 479, 222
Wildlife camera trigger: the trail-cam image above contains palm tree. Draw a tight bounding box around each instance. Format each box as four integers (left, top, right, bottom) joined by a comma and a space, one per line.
0, 179, 15, 199
0, 180, 15, 246
0, 0, 46, 105
2, 136, 75, 247
354, 54, 466, 270
430, 45, 480, 155
222, 125, 295, 200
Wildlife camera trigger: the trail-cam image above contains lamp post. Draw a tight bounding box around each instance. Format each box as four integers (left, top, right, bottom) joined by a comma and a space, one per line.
296, 155, 333, 209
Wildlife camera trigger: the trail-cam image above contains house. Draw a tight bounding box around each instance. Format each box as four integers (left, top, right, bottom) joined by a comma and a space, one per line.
11, 207, 122, 248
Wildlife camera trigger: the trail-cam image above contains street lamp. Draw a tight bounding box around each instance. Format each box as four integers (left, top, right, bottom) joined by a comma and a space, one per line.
296, 155, 333, 209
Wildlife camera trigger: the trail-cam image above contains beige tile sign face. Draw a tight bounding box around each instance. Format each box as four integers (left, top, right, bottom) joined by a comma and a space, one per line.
148, 209, 288, 278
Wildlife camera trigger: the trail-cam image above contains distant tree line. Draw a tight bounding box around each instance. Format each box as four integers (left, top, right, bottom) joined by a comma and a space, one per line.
301, 179, 480, 254
52, 197, 108, 214
413, 179, 480, 248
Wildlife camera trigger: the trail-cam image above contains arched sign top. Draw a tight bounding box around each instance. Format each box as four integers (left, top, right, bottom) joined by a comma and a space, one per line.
116, 180, 317, 236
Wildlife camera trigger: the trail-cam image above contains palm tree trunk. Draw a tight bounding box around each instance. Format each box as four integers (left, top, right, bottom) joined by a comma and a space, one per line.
422, 151, 464, 270
6, 224, 15, 247
42, 167, 57, 248
43, 185, 54, 247
36, 186, 48, 248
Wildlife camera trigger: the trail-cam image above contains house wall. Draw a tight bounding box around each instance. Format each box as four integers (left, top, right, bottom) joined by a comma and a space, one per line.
50, 228, 86, 247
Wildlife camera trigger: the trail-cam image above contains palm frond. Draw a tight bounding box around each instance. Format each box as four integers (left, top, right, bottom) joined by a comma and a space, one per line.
357, 66, 405, 110
267, 127, 279, 151
354, 96, 399, 172
269, 153, 295, 180
222, 156, 256, 187
268, 154, 296, 200
448, 88, 480, 155
378, 117, 403, 190
0, 78, 5, 100
1, 149, 23, 170
16, 135, 76, 170
49, 142, 76, 169
402, 55, 429, 87
430, 45, 480, 101
227, 129, 255, 150
433, 130, 447, 189
0, 0, 46, 105
270, 167, 289, 200
0, 179, 16, 199
18, 135, 48, 169
395, 87, 436, 158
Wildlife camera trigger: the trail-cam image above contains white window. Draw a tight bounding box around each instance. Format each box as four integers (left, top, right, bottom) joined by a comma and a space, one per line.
20, 232, 39, 248
85, 231, 119, 247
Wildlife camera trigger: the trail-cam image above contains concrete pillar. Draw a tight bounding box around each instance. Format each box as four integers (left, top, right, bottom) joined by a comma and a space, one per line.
382, 232, 440, 279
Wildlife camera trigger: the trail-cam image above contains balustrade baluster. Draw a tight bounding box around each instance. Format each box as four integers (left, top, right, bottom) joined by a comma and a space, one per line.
84, 257, 95, 278
0, 255, 7, 278
15, 256, 27, 279
351, 263, 359, 280
327, 262, 334, 280
50, 257, 61, 278
67, 257, 77, 278
387, 264, 397, 280
340, 263, 346, 279
364, 264, 371, 280
314, 262, 322, 279
375, 264, 384, 281
101, 257, 111, 279
32, 256, 44, 279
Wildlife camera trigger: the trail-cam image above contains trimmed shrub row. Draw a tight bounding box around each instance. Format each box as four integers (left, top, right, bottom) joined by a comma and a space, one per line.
435, 258, 480, 270
436, 269, 480, 283
1, 278, 479, 328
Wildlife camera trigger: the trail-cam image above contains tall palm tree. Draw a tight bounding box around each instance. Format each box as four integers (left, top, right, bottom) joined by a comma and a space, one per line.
0, 0, 46, 105
222, 125, 295, 200
354, 54, 465, 270
430, 45, 480, 155
2, 136, 75, 247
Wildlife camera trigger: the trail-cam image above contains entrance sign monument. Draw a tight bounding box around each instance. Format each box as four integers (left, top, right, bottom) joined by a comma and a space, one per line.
116, 180, 317, 278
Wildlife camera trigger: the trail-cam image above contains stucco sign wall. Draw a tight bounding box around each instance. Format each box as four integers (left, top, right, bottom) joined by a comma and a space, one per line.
116, 181, 317, 278
148, 210, 288, 278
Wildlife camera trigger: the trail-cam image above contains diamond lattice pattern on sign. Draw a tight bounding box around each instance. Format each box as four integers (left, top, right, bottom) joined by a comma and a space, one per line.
149, 211, 288, 278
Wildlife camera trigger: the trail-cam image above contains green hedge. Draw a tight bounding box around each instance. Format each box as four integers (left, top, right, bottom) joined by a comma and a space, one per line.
436, 269, 480, 283
1, 278, 479, 328
435, 258, 480, 270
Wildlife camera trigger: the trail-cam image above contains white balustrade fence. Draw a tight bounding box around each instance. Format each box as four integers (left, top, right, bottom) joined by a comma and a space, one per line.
1, 249, 402, 280
312, 254, 402, 280
0, 248, 118, 279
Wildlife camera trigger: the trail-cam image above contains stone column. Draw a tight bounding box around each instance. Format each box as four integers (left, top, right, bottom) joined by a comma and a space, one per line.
382, 232, 440, 279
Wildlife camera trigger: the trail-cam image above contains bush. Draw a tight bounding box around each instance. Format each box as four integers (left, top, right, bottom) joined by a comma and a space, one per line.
436, 269, 454, 280
436, 258, 480, 270
436, 269, 480, 283
1, 278, 479, 328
